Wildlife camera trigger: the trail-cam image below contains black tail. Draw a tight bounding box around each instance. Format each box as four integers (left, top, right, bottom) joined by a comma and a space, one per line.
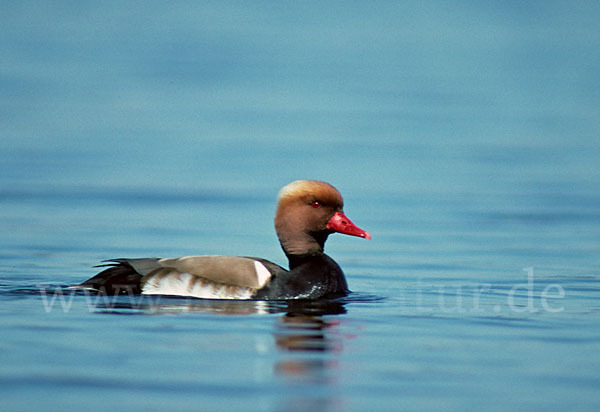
79, 261, 143, 295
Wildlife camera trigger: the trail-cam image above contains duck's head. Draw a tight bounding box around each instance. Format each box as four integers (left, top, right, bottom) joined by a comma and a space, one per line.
274, 180, 371, 255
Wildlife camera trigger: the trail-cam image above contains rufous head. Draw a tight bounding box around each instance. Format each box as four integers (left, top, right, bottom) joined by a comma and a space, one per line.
274, 180, 370, 255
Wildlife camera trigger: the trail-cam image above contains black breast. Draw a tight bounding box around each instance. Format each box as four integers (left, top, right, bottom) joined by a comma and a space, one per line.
253, 252, 349, 300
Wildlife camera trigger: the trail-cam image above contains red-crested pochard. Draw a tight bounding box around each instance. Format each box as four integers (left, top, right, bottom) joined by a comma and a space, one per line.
78, 180, 371, 300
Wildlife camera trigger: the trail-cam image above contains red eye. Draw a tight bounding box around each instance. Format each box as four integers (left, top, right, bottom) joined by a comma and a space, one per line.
312, 201, 320, 208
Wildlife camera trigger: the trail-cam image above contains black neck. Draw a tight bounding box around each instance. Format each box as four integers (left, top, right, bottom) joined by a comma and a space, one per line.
285, 249, 325, 270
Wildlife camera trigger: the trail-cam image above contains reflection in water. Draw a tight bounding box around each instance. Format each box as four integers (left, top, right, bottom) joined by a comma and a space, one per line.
275, 301, 346, 353
274, 300, 348, 412
125, 295, 349, 411
34, 287, 355, 412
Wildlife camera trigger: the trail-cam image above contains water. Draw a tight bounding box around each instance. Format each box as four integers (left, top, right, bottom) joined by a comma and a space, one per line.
1, 1, 600, 411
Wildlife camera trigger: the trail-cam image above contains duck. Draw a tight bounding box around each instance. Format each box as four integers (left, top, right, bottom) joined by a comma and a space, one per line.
77, 180, 371, 300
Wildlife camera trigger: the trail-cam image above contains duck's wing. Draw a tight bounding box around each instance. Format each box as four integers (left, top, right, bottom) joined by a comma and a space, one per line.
140, 255, 275, 299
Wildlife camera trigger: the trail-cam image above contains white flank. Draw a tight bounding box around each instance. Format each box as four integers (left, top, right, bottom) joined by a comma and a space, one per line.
253, 261, 271, 288
142, 272, 254, 300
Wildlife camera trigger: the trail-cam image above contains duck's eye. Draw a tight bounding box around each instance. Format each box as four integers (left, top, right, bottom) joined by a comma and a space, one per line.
312, 201, 321, 208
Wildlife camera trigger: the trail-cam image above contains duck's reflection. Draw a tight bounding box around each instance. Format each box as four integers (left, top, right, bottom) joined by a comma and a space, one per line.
274, 300, 346, 353
273, 300, 347, 411
95, 296, 349, 411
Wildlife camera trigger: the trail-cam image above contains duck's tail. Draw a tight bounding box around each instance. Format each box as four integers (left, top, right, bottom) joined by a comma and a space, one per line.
75, 259, 153, 295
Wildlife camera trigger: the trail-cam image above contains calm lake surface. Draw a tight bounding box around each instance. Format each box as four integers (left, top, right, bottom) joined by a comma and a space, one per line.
1, 2, 599, 411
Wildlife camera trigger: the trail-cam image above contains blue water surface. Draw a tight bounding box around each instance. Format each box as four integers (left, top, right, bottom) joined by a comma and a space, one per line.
1, 1, 600, 411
